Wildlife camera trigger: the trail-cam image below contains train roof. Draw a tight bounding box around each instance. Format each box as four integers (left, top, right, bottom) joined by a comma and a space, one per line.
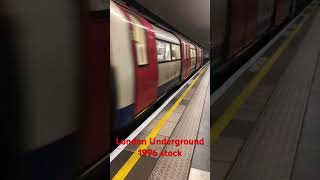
113, 0, 205, 50
175, 35, 198, 49
152, 25, 180, 44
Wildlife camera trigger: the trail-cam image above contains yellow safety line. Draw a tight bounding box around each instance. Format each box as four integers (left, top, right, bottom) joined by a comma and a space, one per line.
211, 9, 315, 145
113, 66, 207, 180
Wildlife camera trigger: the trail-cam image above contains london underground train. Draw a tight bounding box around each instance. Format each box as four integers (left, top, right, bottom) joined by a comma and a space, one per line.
110, 0, 204, 130
212, 0, 313, 65
1, 0, 111, 179
211, 0, 313, 91
1, 0, 202, 178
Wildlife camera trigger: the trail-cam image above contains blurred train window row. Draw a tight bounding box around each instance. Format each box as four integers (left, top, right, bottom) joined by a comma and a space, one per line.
156, 40, 182, 62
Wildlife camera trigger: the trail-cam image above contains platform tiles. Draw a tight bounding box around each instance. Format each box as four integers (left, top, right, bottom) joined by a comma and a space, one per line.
111, 66, 210, 180
212, 2, 320, 180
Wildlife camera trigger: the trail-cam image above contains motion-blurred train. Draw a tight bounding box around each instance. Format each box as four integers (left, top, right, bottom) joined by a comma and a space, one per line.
2, 0, 205, 179
111, 0, 205, 130
2, 0, 110, 179
212, 0, 313, 65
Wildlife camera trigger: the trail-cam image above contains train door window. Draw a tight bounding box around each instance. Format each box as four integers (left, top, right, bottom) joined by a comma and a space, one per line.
184, 44, 188, 58
156, 40, 171, 62
129, 14, 148, 66
165, 43, 171, 61
190, 48, 195, 58
171, 44, 181, 60
156, 40, 165, 62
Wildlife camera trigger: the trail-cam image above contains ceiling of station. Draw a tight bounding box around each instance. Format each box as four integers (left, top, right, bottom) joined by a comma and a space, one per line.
134, 0, 210, 49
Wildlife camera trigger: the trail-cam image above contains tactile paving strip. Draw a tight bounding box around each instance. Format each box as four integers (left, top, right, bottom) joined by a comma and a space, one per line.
148, 68, 210, 180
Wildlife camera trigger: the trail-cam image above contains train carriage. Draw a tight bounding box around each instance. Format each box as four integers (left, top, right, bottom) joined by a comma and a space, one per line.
2, 0, 87, 179
211, 0, 228, 64
81, 0, 110, 173
257, 0, 275, 36
195, 46, 203, 70
245, 0, 259, 46
188, 43, 197, 74
111, 2, 137, 129
274, 0, 292, 25
110, 0, 204, 130
154, 25, 182, 96
212, 0, 311, 65
228, 0, 248, 57
177, 36, 191, 80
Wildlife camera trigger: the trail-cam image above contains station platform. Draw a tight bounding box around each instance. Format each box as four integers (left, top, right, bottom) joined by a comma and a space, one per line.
111, 64, 210, 180
212, 1, 320, 180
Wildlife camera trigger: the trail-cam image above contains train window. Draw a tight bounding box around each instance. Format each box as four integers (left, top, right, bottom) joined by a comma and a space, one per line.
165, 43, 171, 61
184, 45, 188, 58
171, 44, 181, 60
129, 15, 148, 66
190, 48, 196, 58
156, 41, 165, 62
156, 40, 171, 62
